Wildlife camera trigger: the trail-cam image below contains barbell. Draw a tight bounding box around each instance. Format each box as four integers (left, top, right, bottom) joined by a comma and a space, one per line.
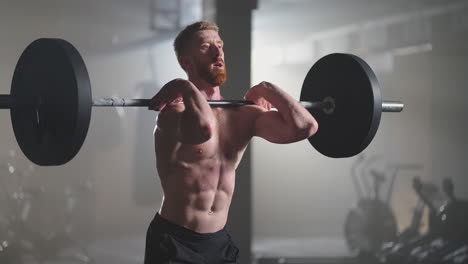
0, 38, 403, 166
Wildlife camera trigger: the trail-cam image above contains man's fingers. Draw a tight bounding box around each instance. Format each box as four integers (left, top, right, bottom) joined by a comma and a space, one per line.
260, 99, 272, 110
148, 96, 166, 111
244, 90, 253, 100
149, 96, 182, 111
149, 102, 167, 111
156, 103, 167, 111
248, 97, 271, 110
148, 78, 190, 111
169, 98, 183, 106
244, 83, 262, 100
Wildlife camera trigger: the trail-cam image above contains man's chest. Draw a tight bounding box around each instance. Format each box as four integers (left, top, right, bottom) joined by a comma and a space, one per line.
178, 109, 253, 160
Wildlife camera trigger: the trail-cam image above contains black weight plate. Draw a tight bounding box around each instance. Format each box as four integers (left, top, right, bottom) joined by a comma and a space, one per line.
301, 54, 382, 158
10, 38, 92, 166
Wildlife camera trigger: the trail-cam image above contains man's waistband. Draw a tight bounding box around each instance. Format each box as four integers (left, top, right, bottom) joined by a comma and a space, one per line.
153, 213, 228, 241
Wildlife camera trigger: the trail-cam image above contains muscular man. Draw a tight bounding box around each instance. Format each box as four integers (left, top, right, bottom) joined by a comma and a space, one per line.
145, 21, 318, 264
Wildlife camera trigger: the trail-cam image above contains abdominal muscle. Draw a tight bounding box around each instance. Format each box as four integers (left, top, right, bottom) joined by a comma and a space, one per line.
154, 107, 255, 234
157, 154, 237, 233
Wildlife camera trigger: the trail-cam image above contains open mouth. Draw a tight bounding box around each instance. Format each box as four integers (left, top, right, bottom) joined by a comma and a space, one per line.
213, 61, 224, 68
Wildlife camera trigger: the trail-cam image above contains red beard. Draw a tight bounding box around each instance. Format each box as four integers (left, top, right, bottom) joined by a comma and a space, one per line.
196, 60, 227, 86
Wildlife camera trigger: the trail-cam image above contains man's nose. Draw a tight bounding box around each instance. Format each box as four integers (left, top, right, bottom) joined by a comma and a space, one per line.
212, 46, 223, 57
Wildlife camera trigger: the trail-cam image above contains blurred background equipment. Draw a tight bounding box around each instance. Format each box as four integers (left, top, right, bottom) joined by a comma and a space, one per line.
344, 156, 423, 255
377, 177, 468, 264
0, 150, 93, 263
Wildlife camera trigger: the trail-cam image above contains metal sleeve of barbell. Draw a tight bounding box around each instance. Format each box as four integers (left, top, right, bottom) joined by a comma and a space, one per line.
300, 100, 404, 112
382, 101, 404, 112
299, 101, 331, 110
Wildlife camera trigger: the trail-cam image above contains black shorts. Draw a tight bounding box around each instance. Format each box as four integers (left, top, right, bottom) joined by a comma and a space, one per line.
144, 213, 239, 264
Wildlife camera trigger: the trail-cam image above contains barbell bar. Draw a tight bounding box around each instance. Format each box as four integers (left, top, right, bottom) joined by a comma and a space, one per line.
1, 38, 403, 166
1, 97, 403, 112
93, 99, 403, 113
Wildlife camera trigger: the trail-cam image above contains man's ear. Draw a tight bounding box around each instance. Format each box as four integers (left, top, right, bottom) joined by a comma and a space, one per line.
178, 55, 191, 71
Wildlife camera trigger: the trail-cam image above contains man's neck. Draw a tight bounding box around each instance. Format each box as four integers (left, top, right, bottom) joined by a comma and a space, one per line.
189, 78, 223, 100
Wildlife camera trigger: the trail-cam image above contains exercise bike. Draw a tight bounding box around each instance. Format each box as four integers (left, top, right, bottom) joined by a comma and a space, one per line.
344, 155, 422, 256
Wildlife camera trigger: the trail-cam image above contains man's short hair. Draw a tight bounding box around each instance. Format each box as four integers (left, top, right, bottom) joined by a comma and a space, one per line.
174, 21, 219, 57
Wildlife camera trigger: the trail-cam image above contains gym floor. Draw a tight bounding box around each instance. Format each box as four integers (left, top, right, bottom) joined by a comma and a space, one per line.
87, 236, 353, 264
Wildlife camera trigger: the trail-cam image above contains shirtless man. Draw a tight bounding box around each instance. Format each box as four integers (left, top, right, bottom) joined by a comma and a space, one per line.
145, 21, 318, 264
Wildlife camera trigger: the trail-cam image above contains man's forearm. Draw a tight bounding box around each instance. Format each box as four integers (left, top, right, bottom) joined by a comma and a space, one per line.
258, 82, 315, 130
179, 87, 215, 144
